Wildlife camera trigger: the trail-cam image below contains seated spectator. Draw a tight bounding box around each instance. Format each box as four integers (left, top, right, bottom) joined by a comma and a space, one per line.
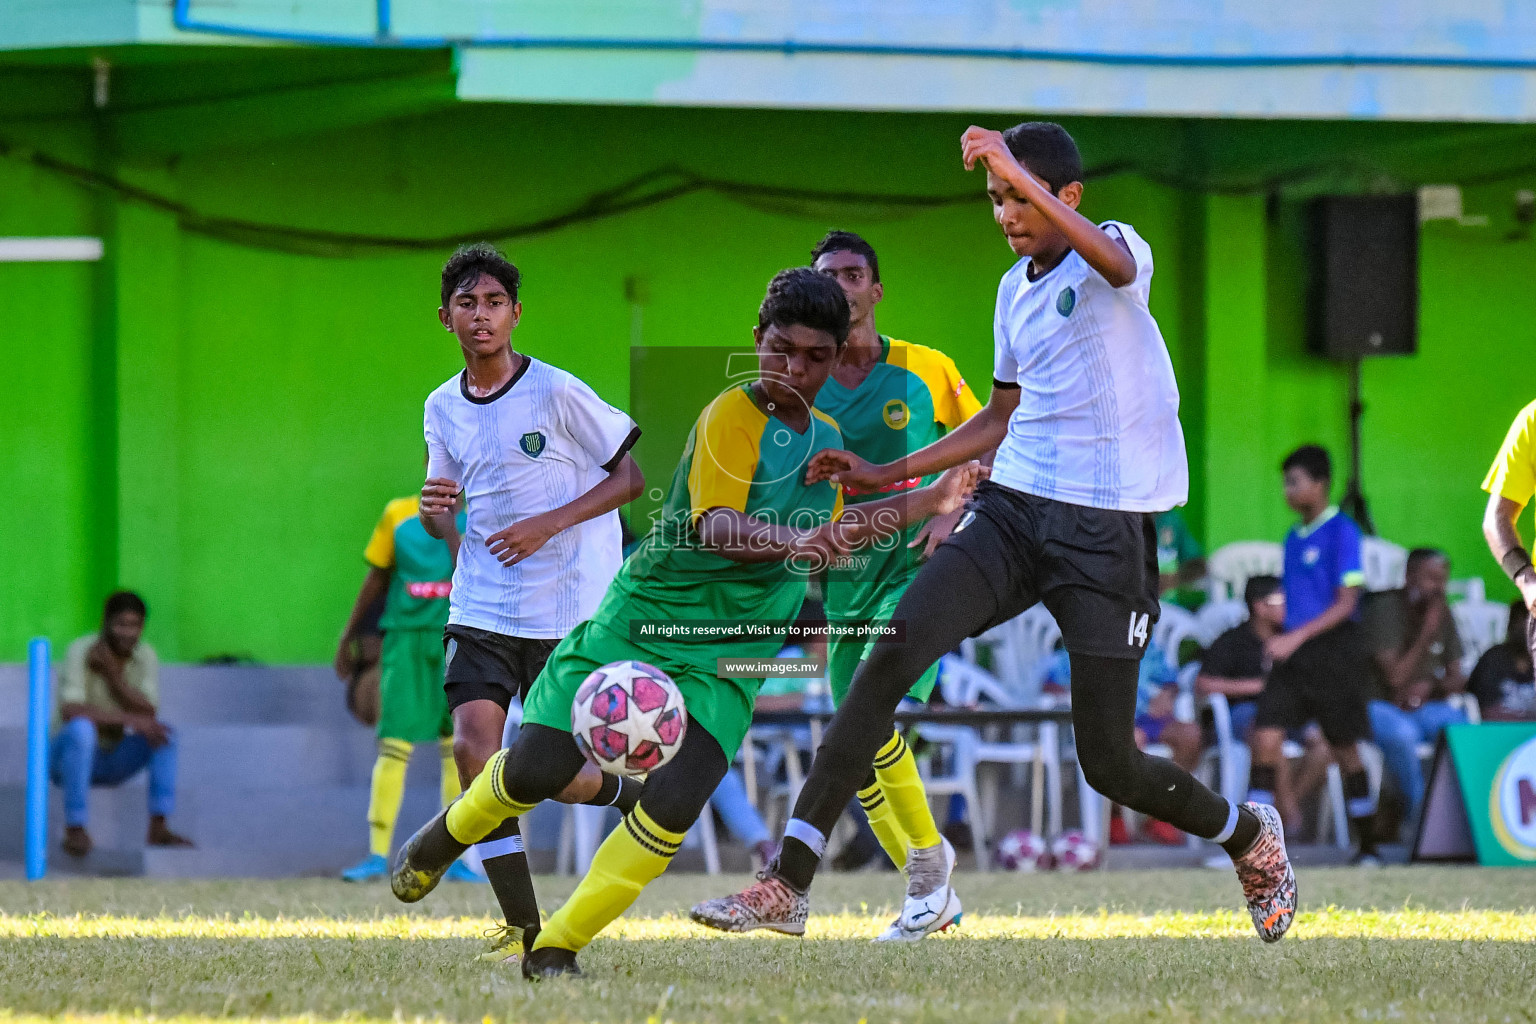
1197, 576, 1330, 833
1248, 445, 1380, 864
52, 591, 192, 857
1156, 508, 1207, 610
1361, 548, 1468, 827
1468, 600, 1535, 721
1196, 575, 1285, 743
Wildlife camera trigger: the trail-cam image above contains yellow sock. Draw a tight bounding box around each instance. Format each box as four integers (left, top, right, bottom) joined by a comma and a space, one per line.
534, 805, 683, 953
859, 780, 909, 873
445, 748, 537, 844
873, 730, 942, 851
438, 737, 460, 808
368, 739, 412, 857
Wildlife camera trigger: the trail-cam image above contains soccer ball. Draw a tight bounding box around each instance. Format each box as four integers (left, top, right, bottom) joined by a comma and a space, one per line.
994, 829, 1054, 872
1050, 829, 1101, 872
571, 660, 687, 776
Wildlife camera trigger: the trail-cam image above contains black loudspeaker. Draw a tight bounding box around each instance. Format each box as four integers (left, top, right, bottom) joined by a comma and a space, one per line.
1308, 195, 1419, 358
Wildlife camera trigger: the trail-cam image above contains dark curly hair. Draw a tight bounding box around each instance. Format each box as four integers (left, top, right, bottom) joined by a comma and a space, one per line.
440, 242, 521, 308
758, 267, 851, 346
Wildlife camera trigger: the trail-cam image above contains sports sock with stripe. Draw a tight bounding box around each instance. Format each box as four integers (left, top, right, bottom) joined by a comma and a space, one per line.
533, 804, 684, 953
367, 738, 412, 857
857, 772, 908, 873
775, 818, 827, 891
872, 729, 941, 853
446, 748, 538, 844
477, 819, 539, 930
588, 773, 643, 815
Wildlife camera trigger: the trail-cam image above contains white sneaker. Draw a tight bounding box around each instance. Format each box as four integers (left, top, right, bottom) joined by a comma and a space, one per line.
876, 837, 962, 941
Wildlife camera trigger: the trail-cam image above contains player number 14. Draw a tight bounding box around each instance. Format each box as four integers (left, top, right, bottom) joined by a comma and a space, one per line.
1127, 612, 1149, 648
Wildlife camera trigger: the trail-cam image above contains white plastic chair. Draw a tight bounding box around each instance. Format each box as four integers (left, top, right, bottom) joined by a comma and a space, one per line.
934, 655, 1062, 846
1317, 742, 1384, 850
1447, 577, 1487, 603
963, 605, 1061, 701
915, 722, 991, 869
1195, 599, 1249, 647
1452, 599, 1511, 674
1200, 692, 1250, 807
1361, 537, 1408, 593
1152, 603, 1202, 673
1206, 542, 1284, 601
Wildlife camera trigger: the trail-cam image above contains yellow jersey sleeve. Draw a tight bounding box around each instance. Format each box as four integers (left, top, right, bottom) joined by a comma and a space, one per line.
688, 389, 764, 522
364, 497, 419, 569
1482, 400, 1536, 508
893, 340, 983, 430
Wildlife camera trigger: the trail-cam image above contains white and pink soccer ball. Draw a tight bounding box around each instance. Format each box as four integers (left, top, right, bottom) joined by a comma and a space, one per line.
571, 660, 687, 776
1050, 829, 1101, 871
994, 829, 1054, 872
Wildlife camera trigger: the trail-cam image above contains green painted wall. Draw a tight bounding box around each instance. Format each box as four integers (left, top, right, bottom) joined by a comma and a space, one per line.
4, 48, 1534, 662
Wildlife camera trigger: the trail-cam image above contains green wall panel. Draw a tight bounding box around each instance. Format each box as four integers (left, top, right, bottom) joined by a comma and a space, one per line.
5, 52, 1536, 660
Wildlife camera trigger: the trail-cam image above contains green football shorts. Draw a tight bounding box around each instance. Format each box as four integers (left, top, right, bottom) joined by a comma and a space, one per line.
377, 628, 452, 742
521, 619, 762, 758
828, 583, 940, 706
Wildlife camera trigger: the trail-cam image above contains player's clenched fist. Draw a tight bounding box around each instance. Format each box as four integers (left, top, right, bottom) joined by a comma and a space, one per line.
420, 477, 461, 517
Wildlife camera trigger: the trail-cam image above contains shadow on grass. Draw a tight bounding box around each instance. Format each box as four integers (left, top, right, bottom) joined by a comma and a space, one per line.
3, 934, 1534, 1024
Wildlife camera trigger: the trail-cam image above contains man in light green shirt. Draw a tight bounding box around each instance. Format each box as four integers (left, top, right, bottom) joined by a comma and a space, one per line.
52, 591, 192, 857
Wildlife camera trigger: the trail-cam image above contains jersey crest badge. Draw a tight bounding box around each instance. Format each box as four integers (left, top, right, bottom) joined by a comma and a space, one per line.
882, 399, 910, 430
520, 431, 547, 458
1056, 286, 1077, 317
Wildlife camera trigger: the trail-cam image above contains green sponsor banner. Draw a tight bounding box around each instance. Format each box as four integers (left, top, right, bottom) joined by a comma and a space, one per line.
1416, 723, 1536, 866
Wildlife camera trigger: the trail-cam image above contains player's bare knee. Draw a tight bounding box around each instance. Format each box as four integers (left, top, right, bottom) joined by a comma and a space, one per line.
553, 762, 604, 804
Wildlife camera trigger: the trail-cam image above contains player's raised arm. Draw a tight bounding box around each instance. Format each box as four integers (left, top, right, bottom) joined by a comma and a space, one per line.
808, 385, 1015, 489
829, 461, 984, 550
961, 125, 1136, 288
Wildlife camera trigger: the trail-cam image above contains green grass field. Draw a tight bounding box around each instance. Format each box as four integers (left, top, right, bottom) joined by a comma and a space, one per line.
2, 868, 1533, 1023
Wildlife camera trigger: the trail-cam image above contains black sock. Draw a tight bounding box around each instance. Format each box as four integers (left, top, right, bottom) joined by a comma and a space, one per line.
586, 773, 642, 815
479, 818, 540, 930
1344, 769, 1377, 853
1220, 805, 1263, 858
774, 836, 819, 891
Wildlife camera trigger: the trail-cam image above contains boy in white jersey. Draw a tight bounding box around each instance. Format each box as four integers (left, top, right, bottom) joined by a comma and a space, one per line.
694, 123, 1298, 945
421, 244, 646, 962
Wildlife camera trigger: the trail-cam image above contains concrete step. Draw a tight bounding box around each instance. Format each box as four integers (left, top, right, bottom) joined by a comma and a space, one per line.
0, 664, 358, 727
0, 723, 391, 787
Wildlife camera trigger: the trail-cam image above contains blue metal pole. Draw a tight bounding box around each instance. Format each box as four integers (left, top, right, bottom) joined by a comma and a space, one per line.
26, 638, 51, 881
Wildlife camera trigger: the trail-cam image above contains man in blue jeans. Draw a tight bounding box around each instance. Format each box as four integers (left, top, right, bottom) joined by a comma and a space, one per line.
1360, 548, 1467, 829
52, 591, 192, 857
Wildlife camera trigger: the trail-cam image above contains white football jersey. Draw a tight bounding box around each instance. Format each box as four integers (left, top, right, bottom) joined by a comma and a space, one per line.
990, 220, 1188, 513
424, 356, 638, 638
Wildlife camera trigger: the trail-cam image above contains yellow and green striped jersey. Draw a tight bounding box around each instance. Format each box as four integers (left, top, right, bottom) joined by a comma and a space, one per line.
591, 384, 844, 671
816, 337, 981, 622
363, 496, 465, 632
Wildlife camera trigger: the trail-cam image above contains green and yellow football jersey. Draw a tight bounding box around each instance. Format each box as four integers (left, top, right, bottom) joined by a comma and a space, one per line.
590, 383, 844, 671
815, 337, 981, 623
363, 496, 465, 632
